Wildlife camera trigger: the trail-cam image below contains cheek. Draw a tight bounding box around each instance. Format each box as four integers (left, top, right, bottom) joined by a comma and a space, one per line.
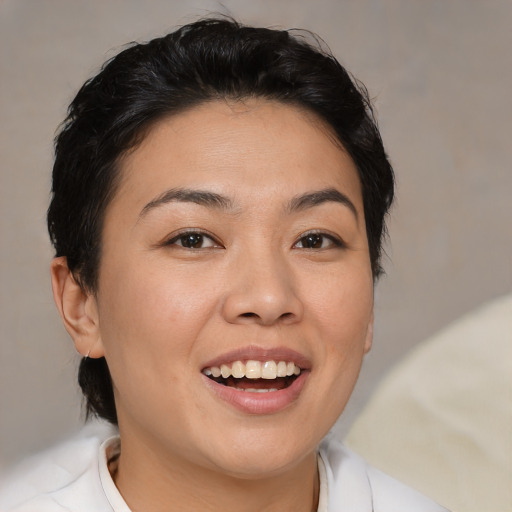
97, 258, 219, 373
304, 270, 373, 412
306, 267, 373, 350
96, 261, 221, 427
293, 267, 373, 438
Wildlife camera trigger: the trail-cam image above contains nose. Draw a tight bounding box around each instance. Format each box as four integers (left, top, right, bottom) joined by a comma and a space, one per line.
221, 250, 304, 326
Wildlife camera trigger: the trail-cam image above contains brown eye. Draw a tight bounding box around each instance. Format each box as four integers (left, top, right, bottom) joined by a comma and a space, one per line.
299, 234, 323, 249
294, 232, 343, 250
167, 231, 218, 249
180, 233, 205, 248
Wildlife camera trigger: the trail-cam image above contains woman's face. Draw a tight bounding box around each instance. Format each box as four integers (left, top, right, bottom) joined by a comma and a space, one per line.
90, 99, 373, 477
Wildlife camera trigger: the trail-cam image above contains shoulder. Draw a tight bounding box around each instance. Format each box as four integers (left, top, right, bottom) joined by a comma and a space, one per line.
319, 437, 449, 512
0, 422, 115, 512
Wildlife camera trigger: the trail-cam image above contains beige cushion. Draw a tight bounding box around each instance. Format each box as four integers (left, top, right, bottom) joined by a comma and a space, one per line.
346, 294, 512, 512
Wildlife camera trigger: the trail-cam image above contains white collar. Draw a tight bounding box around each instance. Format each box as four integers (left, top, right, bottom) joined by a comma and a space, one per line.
98, 437, 131, 512
318, 437, 374, 511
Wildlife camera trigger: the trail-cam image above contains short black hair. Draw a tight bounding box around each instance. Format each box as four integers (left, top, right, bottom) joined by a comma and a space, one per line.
47, 17, 394, 425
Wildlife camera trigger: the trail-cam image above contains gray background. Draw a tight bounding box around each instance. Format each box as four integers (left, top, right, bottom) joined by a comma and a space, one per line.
1, 0, 510, 469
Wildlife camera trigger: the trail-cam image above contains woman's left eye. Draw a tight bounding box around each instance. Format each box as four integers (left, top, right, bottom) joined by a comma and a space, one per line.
294, 232, 343, 250
166, 232, 219, 249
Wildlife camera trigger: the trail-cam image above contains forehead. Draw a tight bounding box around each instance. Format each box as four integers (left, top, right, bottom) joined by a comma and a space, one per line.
112, 99, 363, 215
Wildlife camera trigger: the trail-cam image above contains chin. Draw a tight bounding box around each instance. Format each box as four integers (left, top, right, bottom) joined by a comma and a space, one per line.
211, 451, 313, 481
200, 424, 321, 479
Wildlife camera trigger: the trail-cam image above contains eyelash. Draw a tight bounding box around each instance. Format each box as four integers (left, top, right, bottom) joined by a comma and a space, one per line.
163, 230, 222, 249
163, 229, 345, 251
293, 231, 345, 250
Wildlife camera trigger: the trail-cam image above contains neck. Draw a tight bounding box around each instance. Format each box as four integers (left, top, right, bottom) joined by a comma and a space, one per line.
112, 431, 320, 512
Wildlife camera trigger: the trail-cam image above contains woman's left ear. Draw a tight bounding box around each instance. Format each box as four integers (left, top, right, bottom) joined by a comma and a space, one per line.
50, 256, 105, 358
363, 311, 374, 354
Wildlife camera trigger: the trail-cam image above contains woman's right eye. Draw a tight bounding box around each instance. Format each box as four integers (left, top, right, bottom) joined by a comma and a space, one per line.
166, 231, 219, 249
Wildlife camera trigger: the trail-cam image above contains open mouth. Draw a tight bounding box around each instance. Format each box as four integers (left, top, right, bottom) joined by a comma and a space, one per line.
202, 360, 302, 392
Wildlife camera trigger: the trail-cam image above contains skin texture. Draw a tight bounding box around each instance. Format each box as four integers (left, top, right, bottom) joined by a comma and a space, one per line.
51, 99, 374, 512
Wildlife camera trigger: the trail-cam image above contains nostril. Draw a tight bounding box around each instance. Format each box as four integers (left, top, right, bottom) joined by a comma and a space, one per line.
239, 311, 295, 323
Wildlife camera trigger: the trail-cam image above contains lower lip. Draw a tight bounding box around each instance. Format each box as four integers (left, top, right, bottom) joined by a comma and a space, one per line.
202, 372, 309, 415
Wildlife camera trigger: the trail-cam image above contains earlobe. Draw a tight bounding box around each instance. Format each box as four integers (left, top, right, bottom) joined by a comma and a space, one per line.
363, 311, 374, 354
50, 256, 104, 358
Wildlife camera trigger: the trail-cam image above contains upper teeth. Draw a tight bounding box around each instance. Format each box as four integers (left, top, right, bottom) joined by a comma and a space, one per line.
203, 360, 301, 380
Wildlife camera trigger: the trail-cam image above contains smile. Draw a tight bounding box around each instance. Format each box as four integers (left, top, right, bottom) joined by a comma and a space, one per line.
203, 360, 301, 379
202, 360, 301, 393
201, 350, 310, 414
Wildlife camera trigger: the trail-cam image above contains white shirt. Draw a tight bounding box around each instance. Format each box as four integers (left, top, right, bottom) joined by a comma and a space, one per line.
0, 429, 448, 511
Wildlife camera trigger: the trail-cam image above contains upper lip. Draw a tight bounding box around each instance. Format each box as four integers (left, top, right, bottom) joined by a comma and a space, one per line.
201, 345, 312, 371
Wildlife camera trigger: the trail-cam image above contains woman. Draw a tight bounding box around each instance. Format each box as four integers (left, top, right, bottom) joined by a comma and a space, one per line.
2, 18, 448, 511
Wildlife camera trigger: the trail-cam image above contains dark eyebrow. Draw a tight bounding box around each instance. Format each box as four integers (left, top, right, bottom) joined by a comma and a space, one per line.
288, 188, 358, 219
139, 187, 235, 218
